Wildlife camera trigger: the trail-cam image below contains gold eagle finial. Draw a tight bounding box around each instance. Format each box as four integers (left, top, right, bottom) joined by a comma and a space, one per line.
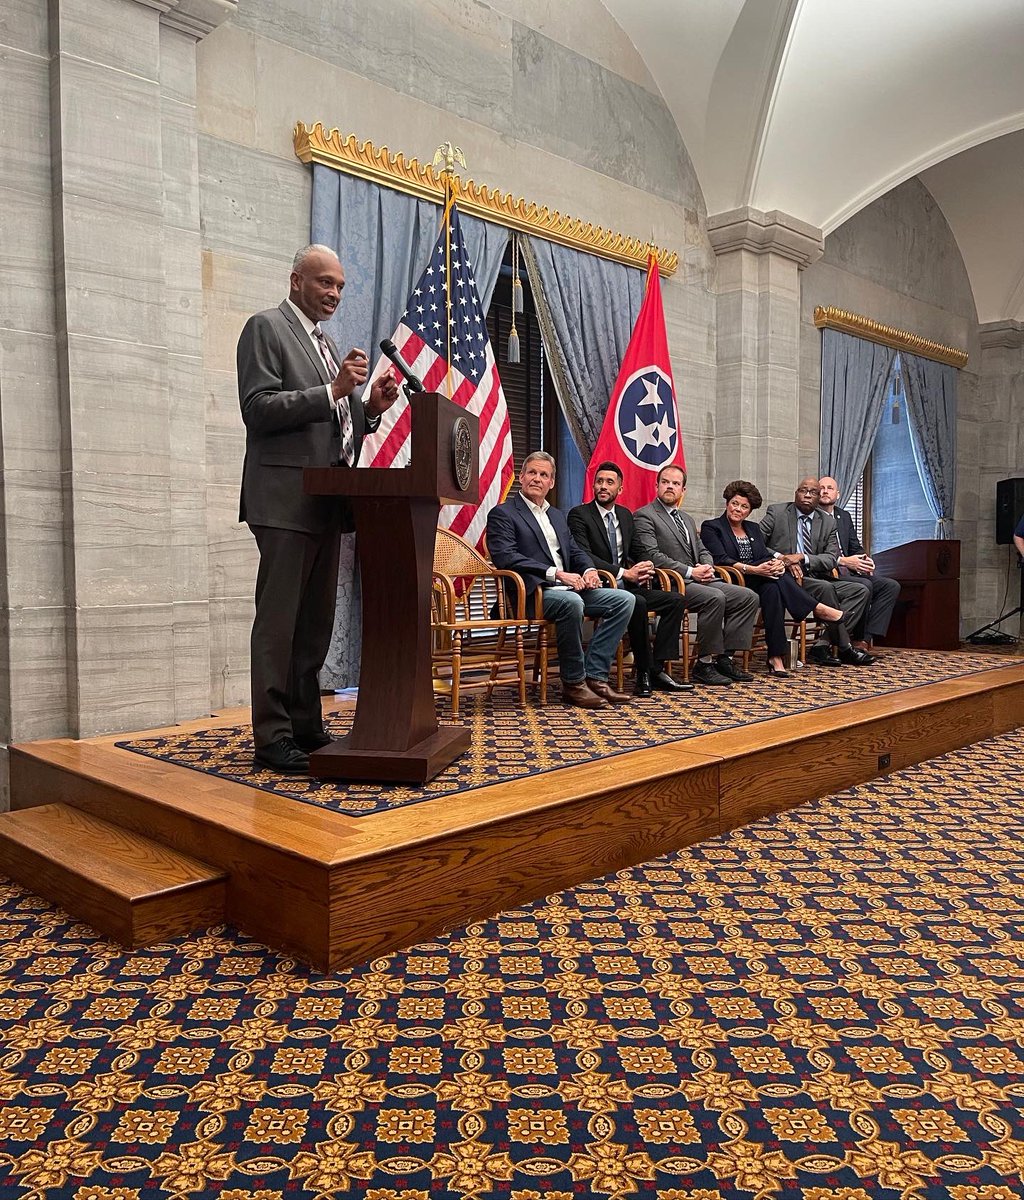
432, 141, 467, 176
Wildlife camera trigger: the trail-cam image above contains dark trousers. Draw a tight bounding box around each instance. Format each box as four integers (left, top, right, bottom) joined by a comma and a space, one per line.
848, 573, 901, 640
627, 587, 688, 671
742, 573, 817, 659
249, 523, 341, 748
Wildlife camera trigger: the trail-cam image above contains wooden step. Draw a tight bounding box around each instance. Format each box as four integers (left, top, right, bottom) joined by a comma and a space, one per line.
0, 804, 227, 947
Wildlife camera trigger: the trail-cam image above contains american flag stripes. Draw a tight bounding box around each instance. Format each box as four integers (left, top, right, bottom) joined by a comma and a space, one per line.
358, 201, 513, 549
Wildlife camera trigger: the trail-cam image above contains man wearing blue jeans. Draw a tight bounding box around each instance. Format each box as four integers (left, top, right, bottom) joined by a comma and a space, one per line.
487, 451, 636, 709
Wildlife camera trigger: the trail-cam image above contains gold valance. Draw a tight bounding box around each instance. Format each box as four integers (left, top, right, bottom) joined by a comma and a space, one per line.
293, 122, 678, 277
814, 306, 968, 368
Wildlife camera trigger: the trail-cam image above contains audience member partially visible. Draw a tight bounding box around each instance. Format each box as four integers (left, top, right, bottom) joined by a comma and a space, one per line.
818, 476, 901, 654
633, 466, 759, 686
760, 478, 874, 667
701, 480, 846, 677
568, 462, 692, 697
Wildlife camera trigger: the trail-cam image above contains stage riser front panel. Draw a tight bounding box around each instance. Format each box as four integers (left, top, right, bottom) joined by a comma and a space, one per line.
325, 763, 721, 971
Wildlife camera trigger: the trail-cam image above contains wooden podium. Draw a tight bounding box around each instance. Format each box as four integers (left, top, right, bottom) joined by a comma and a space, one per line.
304, 394, 480, 783
872, 539, 960, 650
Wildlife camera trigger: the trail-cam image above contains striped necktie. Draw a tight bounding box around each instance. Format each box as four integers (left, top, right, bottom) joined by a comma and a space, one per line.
312, 326, 355, 467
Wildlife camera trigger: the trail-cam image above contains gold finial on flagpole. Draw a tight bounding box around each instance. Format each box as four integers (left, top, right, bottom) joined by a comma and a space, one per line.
432, 141, 466, 181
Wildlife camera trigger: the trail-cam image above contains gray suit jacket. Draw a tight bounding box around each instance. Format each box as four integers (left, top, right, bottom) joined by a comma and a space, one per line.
237, 301, 367, 534
759, 502, 839, 577
632, 502, 712, 572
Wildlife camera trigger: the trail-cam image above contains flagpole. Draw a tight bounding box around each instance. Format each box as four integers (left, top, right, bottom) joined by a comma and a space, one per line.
443, 176, 454, 399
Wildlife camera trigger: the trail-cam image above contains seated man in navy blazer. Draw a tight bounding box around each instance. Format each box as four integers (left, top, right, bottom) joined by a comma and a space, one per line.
567, 461, 692, 697
818, 476, 900, 653
487, 452, 636, 709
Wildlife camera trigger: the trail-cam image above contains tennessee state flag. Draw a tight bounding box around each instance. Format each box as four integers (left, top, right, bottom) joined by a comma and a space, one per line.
584, 253, 684, 507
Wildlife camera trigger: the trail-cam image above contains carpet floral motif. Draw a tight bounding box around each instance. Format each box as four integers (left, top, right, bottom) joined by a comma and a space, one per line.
2, 728, 1024, 1197
114, 650, 1012, 817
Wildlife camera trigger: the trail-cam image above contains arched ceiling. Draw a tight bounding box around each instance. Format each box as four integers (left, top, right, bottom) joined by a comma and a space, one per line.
601, 0, 1024, 322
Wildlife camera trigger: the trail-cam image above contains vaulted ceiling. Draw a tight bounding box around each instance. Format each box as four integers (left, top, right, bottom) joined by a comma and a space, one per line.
601, 0, 1024, 322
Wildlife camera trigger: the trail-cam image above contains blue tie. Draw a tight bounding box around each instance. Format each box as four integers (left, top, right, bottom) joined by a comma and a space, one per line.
797, 515, 811, 555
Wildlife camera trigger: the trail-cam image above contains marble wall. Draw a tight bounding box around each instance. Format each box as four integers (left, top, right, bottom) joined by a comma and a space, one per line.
799, 177, 989, 635
195, 0, 721, 707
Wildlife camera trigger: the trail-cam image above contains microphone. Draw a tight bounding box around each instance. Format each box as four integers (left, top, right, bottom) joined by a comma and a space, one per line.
379, 338, 424, 393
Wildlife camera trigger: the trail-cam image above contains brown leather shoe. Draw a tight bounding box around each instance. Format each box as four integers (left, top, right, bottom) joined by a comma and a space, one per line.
587, 678, 631, 704
563, 680, 608, 708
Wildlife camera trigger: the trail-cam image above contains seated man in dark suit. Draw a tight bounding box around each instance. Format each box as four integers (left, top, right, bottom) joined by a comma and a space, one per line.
759, 478, 873, 666
486, 451, 636, 709
818, 476, 901, 653
633, 465, 760, 686
567, 461, 692, 697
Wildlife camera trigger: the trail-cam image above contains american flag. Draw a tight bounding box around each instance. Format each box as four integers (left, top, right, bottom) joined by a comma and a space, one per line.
358, 200, 513, 549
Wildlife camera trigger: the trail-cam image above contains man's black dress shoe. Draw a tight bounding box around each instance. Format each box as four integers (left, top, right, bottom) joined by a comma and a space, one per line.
839, 646, 876, 666
652, 669, 694, 692
634, 670, 653, 697
294, 729, 333, 752
254, 736, 309, 774
716, 656, 753, 682
692, 661, 733, 686
807, 645, 842, 667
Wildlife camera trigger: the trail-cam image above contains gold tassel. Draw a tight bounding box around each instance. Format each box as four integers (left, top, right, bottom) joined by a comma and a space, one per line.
511, 233, 523, 313
507, 321, 520, 364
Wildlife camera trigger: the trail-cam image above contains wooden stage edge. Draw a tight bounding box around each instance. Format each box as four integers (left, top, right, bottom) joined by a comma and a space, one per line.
6, 661, 1024, 972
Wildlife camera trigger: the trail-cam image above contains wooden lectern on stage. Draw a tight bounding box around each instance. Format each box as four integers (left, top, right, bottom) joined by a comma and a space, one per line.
872, 539, 960, 650
304, 393, 480, 783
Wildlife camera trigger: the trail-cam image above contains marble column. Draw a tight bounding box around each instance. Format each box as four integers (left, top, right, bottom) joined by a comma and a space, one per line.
0, 0, 234, 797
707, 207, 823, 502
972, 320, 1024, 638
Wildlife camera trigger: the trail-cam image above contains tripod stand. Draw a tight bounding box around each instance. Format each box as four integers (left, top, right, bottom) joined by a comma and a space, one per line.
965, 553, 1023, 643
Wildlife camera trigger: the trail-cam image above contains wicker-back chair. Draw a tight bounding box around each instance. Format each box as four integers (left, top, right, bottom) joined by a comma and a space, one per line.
432, 527, 532, 716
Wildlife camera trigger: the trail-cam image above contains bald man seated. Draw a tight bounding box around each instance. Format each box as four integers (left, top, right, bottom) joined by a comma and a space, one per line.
818, 476, 900, 653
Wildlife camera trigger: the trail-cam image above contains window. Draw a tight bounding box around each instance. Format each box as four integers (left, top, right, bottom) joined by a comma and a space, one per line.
853, 354, 935, 552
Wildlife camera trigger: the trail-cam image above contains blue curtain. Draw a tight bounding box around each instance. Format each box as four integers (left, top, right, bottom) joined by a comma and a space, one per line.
819, 328, 896, 502
899, 352, 958, 538
522, 236, 645, 509
311, 164, 508, 686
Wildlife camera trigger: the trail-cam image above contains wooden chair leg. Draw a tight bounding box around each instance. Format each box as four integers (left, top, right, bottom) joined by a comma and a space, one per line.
451, 631, 462, 718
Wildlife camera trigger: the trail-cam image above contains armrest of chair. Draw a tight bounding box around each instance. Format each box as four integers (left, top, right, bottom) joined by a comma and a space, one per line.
716, 565, 743, 584
655, 568, 686, 593
432, 568, 528, 622
594, 569, 618, 588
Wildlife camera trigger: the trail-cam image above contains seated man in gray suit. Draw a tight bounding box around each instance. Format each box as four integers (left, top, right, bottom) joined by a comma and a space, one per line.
237, 244, 399, 774
633, 465, 759, 686
818, 476, 901, 653
759, 478, 873, 666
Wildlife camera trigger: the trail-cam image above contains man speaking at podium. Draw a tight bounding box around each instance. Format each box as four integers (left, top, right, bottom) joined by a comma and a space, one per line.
237, 245, 398, 774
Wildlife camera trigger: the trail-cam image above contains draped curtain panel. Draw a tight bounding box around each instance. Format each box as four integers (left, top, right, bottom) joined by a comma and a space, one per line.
522, 236, 645, 509
899, 351, 958, 539
818, 328, 896, 502
310, 164, 508, 686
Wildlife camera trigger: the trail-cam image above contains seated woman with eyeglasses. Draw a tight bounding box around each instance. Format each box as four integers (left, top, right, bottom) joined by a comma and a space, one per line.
700, 480, 844, 677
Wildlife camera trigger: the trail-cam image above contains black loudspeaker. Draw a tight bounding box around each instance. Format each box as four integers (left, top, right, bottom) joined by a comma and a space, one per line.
995, 477, 1024, 544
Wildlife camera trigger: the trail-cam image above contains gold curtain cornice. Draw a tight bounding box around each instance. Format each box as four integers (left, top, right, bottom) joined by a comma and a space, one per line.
294, 122, 678, 277
813, 306, 968, 368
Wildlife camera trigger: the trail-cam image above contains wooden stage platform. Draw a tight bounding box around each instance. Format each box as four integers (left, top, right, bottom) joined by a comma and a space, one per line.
4, 660, 1023, 971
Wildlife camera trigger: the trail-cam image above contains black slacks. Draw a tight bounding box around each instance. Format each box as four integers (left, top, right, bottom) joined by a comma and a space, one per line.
249, 523, 341, 748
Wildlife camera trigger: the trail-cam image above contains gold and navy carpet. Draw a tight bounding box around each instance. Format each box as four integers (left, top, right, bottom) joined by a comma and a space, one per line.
2, 727, 1024, 1197
115, 649, 1014, 817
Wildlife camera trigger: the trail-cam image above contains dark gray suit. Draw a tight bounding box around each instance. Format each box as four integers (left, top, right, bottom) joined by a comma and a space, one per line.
828, 505, 901, 640
237, 300, 368, 749
759, 502, 870, 645
632, 502, 758, 657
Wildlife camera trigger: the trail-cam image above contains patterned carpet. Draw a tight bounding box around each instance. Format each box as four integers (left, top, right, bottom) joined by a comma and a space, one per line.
2, 728, 1024, 1198
114, 649, 1015, 817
